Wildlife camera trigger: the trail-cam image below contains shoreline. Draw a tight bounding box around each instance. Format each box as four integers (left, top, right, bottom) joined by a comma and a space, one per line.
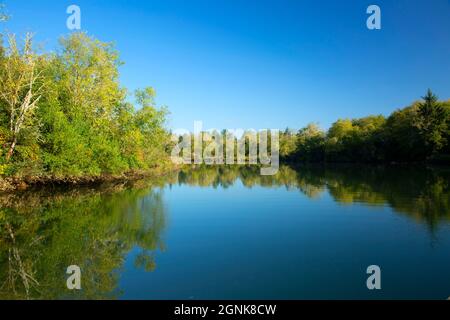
0, 164, 181, 193
2, 161, 449, 193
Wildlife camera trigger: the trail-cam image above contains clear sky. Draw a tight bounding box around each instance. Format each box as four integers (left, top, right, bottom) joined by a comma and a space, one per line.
2, 0, 449, 131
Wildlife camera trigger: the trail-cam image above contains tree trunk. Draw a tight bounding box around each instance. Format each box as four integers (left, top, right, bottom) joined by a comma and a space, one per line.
6, 136, 17, 161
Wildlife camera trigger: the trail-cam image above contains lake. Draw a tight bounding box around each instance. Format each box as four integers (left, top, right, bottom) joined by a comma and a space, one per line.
1, 165, 450, 300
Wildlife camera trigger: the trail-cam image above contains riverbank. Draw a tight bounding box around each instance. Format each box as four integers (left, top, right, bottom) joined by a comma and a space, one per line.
0, 164, 181, 193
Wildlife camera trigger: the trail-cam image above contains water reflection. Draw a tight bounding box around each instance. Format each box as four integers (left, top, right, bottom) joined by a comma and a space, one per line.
0, 165, 449, 299
178, 165, 450, 229
0, 178, 173, 299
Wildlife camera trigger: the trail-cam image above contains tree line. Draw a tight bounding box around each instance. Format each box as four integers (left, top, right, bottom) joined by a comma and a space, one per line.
280, 90, 450, 163
175, 90, 449, 165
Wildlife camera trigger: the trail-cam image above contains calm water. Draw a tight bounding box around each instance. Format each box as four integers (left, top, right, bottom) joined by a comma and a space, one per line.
1, 165, 450, 300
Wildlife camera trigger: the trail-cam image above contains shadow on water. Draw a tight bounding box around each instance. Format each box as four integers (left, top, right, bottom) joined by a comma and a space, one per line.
1, 164, 449, 299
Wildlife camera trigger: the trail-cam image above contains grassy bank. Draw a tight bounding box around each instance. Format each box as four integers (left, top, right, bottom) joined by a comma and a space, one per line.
0, 163, 180, 193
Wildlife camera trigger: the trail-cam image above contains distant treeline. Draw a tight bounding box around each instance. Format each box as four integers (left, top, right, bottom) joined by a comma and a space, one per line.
175, 90, 449, 165
0, 30, 173, 180
280, 90, 450, 164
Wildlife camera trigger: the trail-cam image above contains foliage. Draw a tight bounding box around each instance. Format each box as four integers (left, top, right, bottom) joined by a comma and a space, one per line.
0, 31, 171, 178
280, 90, 449, 163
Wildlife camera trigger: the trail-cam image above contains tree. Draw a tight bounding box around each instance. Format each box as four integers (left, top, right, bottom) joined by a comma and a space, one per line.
384, 105, 421, 161
133, 87, 170, 165
296, 123, 326, 161
0, 34, 42, 161
279, 128, 297, 159
348, 115, 386, 162
55, 32, 126, 121
414, 89, 448, 156
326, 119, 354, 161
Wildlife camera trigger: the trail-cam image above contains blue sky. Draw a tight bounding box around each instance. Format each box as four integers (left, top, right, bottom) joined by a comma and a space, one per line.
2, 0, 449, 130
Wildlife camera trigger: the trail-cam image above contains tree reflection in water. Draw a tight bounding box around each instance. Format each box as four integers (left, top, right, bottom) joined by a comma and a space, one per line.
1, 165, 449, 299
179, 165, 450, 229
0, 177, 173, 300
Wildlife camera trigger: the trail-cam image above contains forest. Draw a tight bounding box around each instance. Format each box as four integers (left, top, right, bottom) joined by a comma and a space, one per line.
279, 90, 450, 164
179, 89, 450, 166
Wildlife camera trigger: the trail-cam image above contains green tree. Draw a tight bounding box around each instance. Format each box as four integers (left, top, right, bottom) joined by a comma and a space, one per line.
326, 119, 354, 161
134, 87, 170, 166
280, 128, 297, 160
296, 123, 326, 162
414, 89, 448, 156
0, 34, 43, 162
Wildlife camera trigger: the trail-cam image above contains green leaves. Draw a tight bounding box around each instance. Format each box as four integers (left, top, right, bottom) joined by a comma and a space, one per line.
415, 90, 448, 154
0, 30, 171, 178
280, 90, 450, 163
